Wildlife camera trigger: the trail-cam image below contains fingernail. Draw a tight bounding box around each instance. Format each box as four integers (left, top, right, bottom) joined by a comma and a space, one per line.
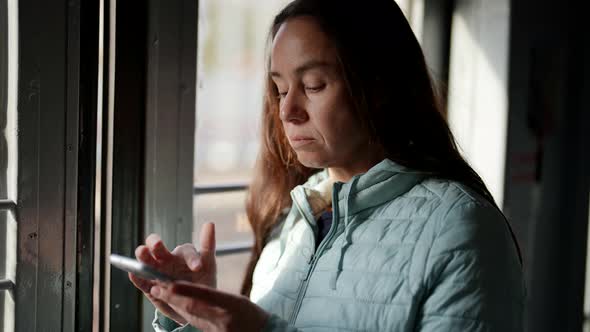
151, 286, 161, 297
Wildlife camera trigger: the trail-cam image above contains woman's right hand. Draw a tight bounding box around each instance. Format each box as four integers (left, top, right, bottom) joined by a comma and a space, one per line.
129, 222, 217, 325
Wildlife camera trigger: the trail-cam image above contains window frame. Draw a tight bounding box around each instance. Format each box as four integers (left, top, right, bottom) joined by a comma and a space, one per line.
6, 0, 101, 331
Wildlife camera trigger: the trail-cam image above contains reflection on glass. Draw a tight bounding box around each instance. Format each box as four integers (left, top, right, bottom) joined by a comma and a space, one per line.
194, 0, 291, 185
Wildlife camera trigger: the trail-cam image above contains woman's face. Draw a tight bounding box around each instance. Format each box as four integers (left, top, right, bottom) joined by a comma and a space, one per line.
270, 17, 377, 176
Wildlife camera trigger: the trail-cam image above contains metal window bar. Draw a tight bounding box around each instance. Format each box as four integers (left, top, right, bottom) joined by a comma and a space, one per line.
0, 205, 15, 294
193, 183, 252, 256
193, 183, 248, 195
193, 185, 251, 255
1, 200, 18, 292
0, 200, 17, 292
215, 242, 252, 256
0, 199, 16, 214
0, 200, 16, 293
193, 186, 252, 255
0, 279, 14, 291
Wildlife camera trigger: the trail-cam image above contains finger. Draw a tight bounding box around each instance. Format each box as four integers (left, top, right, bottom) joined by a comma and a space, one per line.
170, 281, 236, 308
168, 302, 216, 330
129, 272, 154, 294
146, 233, 174, 261
135, 245, 159, 266
151, 284, 220, 320
172, 244, 201, 271
199, 223, 216, 265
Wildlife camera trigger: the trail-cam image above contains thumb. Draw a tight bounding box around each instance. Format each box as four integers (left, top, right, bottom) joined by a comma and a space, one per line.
199, 222, 216, 264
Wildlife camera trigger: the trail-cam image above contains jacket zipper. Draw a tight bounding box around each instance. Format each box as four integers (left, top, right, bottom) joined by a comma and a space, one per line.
288, 182, 342, 325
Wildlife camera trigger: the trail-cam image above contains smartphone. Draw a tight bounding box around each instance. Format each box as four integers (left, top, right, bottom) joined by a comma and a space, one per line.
110, 253, 176, 282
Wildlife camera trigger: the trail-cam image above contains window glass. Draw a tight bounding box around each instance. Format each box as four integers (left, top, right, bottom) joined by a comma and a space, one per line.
216, 253, 250, 294
194, 0, 291, 293
194, 191, 252, 293
194, 0, 291, 185
193, 191, 252, 245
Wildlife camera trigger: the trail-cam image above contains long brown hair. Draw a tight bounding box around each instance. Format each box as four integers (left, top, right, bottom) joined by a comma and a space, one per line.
241, 0, 502, 295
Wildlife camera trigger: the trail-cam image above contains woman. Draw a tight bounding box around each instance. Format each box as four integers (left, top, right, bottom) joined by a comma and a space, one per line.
130, 0, 525, 331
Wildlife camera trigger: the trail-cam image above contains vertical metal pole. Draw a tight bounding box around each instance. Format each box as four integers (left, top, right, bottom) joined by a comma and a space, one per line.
101, 0, 116, 329
74, 0, 101, 330
108, 0, 147, 330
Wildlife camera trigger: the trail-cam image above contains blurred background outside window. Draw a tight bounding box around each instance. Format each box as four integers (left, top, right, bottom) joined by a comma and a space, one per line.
193, 0, 292, 293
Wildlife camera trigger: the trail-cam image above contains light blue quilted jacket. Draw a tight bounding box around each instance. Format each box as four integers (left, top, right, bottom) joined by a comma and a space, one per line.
154, 159, 525, 331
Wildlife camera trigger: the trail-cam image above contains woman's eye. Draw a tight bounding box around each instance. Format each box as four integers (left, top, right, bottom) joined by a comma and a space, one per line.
304, 84, 325, 93
277, 91, 287, 100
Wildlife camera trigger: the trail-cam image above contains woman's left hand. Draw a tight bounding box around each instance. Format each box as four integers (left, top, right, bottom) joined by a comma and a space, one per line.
151, 281, 270, 332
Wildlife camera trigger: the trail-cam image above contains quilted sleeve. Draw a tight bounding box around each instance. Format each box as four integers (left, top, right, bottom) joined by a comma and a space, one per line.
416, 200, 525, 332
152, 311, 299, 332
262, 314, 301, 332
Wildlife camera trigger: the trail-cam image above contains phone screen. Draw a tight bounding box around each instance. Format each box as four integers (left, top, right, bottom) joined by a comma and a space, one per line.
110, 254, 176, 282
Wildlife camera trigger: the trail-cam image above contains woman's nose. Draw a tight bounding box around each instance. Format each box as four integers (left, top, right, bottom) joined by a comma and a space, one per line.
279, 91, 308, 123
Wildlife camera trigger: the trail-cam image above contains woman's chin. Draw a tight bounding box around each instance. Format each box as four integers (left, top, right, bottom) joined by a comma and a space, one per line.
295, 152, 330, 169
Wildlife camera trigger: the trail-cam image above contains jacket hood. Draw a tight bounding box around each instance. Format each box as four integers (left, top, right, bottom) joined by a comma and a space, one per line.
293, 158, 429, 220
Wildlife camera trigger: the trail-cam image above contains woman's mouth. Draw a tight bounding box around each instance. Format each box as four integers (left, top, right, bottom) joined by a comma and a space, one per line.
289, 136, 315, 149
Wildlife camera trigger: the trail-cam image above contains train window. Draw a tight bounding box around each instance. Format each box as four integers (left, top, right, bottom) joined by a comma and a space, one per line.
0, 0, 18, 330
193, 0, 292, 292
193, 189, 253, 291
